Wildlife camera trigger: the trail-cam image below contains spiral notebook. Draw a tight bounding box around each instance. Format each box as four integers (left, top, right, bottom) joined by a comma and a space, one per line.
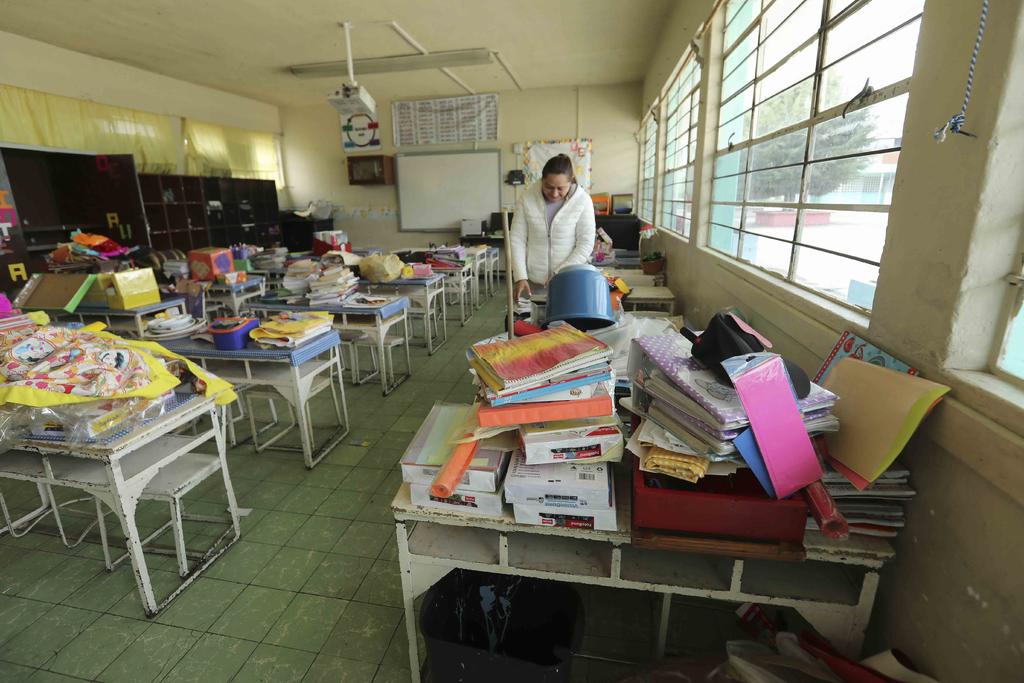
470, 325, 611, 393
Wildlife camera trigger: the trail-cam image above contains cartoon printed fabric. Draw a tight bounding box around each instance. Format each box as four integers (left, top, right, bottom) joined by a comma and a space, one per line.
0, 325, 178, 406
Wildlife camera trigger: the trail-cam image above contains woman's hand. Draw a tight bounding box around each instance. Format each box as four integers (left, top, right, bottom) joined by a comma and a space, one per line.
514, 279, 532, 300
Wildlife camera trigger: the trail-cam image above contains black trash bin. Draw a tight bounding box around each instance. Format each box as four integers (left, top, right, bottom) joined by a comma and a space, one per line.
421, 569, 584, 683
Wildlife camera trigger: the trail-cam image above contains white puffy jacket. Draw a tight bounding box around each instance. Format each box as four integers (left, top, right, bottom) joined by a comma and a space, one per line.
510, 183, 596, 284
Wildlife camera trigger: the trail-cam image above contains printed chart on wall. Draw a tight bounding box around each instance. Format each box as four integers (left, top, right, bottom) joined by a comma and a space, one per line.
341, 113, 381, 151
522, 138, 593, 191
392, 94, 498, 146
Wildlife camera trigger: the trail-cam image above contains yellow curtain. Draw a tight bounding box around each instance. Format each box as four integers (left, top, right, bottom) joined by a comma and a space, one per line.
0, 84, 178, 173
183, 119, 280, 184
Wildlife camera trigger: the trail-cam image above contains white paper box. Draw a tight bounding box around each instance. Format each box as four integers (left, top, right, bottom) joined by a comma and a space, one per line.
512, 499, 618, 531
410, 483, 505, 517
519, 415, 623, 465
401, 446, 512, 493
503, 451, 614, 509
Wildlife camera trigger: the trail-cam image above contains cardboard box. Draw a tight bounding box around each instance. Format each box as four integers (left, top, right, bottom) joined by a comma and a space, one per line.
519, 415, 623, 465
503, 451, 614, 509
109, 269, 160, 309
14, 273, 96, 313
401, 446, 512, 493
188, 247, 234, 281
512, 496, 618, 531
410, 483, 505, 517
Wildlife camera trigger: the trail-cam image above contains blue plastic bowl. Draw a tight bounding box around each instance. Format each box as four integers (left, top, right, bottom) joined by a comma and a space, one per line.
545, 265, 616, 331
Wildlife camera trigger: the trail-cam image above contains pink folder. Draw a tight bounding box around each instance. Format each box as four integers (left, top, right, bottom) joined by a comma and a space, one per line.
723, 354, 822, 499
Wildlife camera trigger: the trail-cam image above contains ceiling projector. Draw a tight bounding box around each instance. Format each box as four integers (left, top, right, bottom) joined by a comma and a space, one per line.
328, 84, 376, 119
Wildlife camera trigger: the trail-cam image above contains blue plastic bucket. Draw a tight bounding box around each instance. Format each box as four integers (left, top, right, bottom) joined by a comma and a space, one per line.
545, 265, 616, 331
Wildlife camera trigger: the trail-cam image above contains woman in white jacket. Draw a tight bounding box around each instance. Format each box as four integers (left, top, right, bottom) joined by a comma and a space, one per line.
510, 154, 596, 300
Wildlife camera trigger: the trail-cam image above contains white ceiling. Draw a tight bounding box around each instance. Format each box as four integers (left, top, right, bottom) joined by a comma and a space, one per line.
0, 0, 678, 106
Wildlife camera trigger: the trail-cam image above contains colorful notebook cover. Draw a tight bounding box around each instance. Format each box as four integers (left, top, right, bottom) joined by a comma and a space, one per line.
821, 357, 949, 487
477, 387, 614, 427
637, 334, 836, 426
815, 330, 918, 383
471, 325, 611, 391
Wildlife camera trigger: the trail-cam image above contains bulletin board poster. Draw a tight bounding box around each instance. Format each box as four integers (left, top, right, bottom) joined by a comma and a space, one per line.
392, 93, 498, 146
522, 138, 593, 191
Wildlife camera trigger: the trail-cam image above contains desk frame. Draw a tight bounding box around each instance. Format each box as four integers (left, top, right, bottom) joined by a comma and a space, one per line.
392, 482, 891, 681
1, 397, 240, 616
362, 276, 448, 355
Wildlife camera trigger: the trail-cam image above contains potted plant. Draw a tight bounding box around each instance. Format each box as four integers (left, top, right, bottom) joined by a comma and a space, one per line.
641, 251, 665, 275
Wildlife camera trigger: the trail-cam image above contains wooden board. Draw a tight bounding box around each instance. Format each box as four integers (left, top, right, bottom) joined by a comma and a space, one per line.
631, 525, 806, 562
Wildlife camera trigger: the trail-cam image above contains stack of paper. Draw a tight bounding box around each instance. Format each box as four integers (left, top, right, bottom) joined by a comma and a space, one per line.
252, 248, 287, 271
810, 464, 915, 537
249, 311, 333, 348
306, 265, 359, 306
401, 403, 516, 517
504, 451, 617, 531
282, 259, 320, 295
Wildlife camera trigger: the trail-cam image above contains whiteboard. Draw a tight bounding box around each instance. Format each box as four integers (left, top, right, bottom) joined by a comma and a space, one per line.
396, 150, 501, 232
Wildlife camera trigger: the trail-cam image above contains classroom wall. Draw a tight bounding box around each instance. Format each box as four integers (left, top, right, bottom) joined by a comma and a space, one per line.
641, 1, 1024, 681
641, 0, 716, 108
0, 30, 280, 134
278, 82, 641, 251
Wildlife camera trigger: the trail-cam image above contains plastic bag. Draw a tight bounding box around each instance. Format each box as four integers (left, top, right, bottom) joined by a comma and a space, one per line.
360, 253, 404, 283
26, 393, 173, 445
722, 640, 841, 683
0, 405, 32, 453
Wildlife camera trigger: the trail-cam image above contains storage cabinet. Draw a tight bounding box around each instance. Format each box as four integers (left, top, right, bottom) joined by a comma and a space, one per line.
202, 177, 280, 247
347, 155, 394, 185
0, 148, 144, 294
138, 174, 210, 252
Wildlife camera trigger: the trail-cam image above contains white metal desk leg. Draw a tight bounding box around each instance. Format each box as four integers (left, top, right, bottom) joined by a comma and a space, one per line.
290, 365, 315, 468
103, 464, 159, 615
377, 320, 389, 396
212, 407, 241, 535
403, 314, 412, 379
396, 521, 422, 683
655, 592, 671, 659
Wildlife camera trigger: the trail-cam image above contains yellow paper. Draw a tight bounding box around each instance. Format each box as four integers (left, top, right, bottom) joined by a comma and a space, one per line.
822, 358, 949, 482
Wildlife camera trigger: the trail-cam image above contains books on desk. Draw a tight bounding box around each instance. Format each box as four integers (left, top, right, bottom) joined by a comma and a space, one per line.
306, 265, 359, 306
249, 311, 333, 348
811, 464, 915, 538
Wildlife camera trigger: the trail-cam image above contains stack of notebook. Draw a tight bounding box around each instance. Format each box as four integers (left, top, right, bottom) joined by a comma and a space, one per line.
629, 333, 838, 481
252, 247, 287, 271
812, 464, 915, 538
306, 265, 359, 306
427, 246, 467, 270
281, 259, 320, 296
249, 311, 333, 348
467, 325, 624, 530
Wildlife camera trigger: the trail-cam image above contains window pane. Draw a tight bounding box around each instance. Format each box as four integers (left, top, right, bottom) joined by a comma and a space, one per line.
793, 245, 880, 308
724, 30, 759, 77
744, 206, 797, 240
805, 151, 900, 204
749, 129, 808, 170
719, 110, 753, 149
725, 0, 761, 50
754, 78, 813, 138
712, 204, 743, 229
829, 0, 858, 19
819, 21, 921, 110
760, 0, 823, 72
723, 53, 756, 101
757, 41, 818, 104
799, 209, 887, 263
762, 0, 806, 37
747, 165, 802, 202
811, 95, 907, 159
739, 231, 792, 277
998, 291, 1024, 380
715, 148, 748, 178
714, 173, 746, 202
721, 85, 754, 127
825, 0, 925, 64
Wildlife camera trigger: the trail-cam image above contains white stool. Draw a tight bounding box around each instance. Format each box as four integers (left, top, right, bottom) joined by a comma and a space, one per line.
341, 332, 381, 385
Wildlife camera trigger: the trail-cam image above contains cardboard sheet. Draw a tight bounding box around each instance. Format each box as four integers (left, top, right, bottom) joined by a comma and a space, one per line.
14, 273, 96, 313
822, 358, 949, 486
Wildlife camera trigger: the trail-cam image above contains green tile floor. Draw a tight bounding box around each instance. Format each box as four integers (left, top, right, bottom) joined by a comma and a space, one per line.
0, 293, 733, 682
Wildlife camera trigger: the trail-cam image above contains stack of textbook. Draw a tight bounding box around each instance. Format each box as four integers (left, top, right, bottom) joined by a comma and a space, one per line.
467, 325, 624, 530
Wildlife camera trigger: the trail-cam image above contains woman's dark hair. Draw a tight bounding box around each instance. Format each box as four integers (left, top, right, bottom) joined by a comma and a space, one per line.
542, 154, 575, 181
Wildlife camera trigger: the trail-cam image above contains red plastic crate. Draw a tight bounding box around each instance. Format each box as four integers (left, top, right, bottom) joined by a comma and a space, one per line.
631, 459, 808, 544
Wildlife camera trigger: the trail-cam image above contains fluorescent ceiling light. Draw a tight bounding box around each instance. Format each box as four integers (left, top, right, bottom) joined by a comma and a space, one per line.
289, 48, 492, 79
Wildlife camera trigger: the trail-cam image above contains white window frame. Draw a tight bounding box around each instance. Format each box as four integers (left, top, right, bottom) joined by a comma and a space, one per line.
658, 54, 702, 239
637, 110, 659, 224
708, 0, 924, 313
993, 252, 1024, 385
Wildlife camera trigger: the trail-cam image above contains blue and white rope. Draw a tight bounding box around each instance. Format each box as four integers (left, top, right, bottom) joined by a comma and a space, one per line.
935, 0, 988, 141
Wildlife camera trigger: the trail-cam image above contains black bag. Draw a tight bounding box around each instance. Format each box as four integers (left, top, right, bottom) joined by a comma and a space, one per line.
682, 312, 811, 398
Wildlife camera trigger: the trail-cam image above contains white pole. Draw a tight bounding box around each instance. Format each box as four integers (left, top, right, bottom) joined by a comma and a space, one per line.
342, 22, 357, 86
